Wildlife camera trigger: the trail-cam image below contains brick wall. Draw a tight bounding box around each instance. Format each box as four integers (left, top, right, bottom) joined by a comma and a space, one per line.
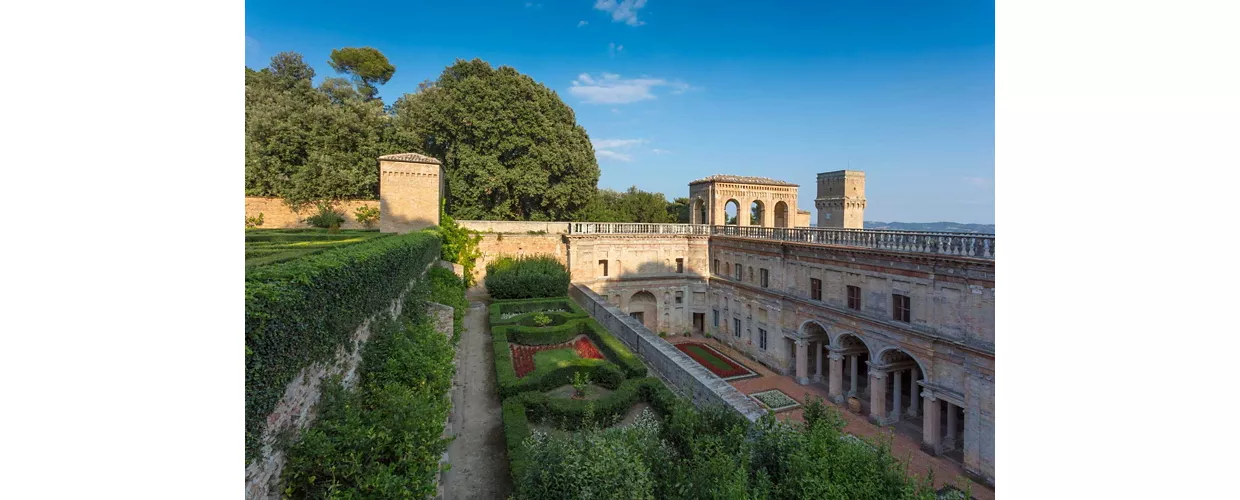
244, 197, 380, 230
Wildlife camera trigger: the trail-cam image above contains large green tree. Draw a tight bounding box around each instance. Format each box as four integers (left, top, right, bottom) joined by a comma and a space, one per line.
245, 51, 391, 207
389, 59, 599, 221
578, 187, 677, 223
328, 47, 396, 101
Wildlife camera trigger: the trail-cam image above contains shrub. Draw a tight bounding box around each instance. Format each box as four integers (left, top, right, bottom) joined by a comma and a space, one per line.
245, 212, 264, 228
353, 204, 380, 229
532, 313, 552, 327
571, 371, 590, 398
304, 201, 346, 230
427, 266, 468, 343
484, 255, 569, 299
244, 229, 440, 460
489, 298, 583, 325
437, 209, 482, 287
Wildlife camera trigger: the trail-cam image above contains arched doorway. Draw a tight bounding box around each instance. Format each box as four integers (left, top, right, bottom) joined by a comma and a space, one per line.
724, 200, 740, 225
691, 198, 707, 224
750, 200, 765, 226
872, 348, 927, 435
628, 291, 658, 332
773, 201, 789, 228
835, 333, 871, 402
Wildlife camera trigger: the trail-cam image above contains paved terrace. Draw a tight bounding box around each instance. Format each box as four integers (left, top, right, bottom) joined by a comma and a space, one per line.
568, 223, 995, 260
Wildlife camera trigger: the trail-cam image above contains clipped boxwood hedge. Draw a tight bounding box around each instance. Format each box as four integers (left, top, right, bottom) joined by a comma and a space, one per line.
484, 255, 569, 299
489, 297, 583, 326
492, 329, 625, 398
244, 229, 441, 461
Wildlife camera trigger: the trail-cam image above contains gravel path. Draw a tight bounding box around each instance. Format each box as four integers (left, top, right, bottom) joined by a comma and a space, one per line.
442, 301, 512, 500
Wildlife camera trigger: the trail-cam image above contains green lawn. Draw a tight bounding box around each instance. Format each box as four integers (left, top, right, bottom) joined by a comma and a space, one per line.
533, 348, 580, 371
245, 228, 387, 268
683, 345, 735, 372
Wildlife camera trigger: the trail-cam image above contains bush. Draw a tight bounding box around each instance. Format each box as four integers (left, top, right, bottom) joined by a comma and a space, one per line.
437, 210, 482, 287
354, 204, 380, 229
489, 298, 582, 325
485, 255, 569, 299
245, 212, 264, 228
304, 201, 347, 230
245, 229, 440, 460
281, 313, 455, 498
428, 266, 468, 343
532, 313, 552, 327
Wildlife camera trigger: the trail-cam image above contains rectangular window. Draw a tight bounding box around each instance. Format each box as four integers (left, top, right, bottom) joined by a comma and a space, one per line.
734, 318, 742, 338
713, 259, 720, 274
811, 278, 822, 301
675, 291, 684, 304
734, 263, 742, 280
760, 268, 769, 288
676, 258, 684, 273
599, 260, 608, 277
759, 328, 768, 350
893, 294, 911, 323
848, 285, 862, 311
713, 309, 719, 327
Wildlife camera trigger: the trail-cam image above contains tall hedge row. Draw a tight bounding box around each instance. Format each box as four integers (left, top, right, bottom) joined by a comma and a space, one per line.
245, 230, 441, 460
484, 255, 569, 299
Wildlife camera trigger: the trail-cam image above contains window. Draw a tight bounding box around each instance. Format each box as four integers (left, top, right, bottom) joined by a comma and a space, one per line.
734, 263, 743, 280
675, 291, 684, 304
847, 285, 861, 311
599, 260, 608, 277
713, 309, 719, 327
676, 258, 684, 273
811, 278, 822, 301
760, 268, 769, 288
713, 259, 720, 274
734, 318, 742, 338
759, 328, 768, 350
893, 294, 911, 323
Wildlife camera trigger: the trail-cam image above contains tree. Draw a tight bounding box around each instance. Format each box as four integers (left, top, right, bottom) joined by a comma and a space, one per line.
389, 59, 599, 221
577, 187, 676, 223
328, 47, 396, 100
245, 51, 392, 207
667, 197, 691, 223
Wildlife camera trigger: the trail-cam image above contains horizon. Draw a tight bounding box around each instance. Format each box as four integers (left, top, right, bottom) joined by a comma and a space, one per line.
246, 0, 995, 225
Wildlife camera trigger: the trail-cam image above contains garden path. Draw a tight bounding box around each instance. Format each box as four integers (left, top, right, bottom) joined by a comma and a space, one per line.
442, 301, 512, 500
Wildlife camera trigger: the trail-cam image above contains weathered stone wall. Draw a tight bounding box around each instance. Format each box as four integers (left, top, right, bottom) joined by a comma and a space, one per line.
244, 197, 380, 230
472, 233, 568, 286
457, 220, 570, 234
379, 156, 443, 233
571, 284, 766, 422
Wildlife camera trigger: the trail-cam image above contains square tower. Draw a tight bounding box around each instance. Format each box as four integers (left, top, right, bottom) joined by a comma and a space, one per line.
379, 153, 444, 233
814, 170, 866, 228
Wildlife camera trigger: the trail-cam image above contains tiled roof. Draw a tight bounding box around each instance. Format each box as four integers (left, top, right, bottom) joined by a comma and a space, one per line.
688, 174, 797, 187
379, 152, 442, 164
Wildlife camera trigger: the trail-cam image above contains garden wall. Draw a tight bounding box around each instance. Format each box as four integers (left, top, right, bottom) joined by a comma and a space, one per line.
471, 233, 568, 287
457, 220, 570, 234
245, 196, 379, 229
569, 284, 766, 422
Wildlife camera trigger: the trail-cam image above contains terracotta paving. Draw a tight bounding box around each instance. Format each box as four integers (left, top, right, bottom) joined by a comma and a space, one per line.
667, 335, 994, 500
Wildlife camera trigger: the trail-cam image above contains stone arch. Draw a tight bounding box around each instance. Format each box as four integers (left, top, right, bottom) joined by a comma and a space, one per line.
872, 346, 930, 429
832, 332, 873, 402
723, 199, 740, 225
628, 290, 658, 332
773, 201, 789, 228
750, 200, 765, 226
874, 347, 929, 381
691, 197, 708, 224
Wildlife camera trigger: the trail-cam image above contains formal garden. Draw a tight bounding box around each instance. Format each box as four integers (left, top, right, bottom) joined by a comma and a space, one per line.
675, 341, 760, 381
483, 255, 954, 500
243, 228, 387, 268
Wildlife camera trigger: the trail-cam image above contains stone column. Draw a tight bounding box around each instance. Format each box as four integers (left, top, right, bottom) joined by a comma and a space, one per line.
814, 343, 824, 382
848, 355, 859, 396
795, 340, 809, 384
868, 370, 887, 425
890, 369, 903, 422
945, 402, 958, 451
907, 371, 920, 418
828, 352, 844, 403
921, 393, 941, 455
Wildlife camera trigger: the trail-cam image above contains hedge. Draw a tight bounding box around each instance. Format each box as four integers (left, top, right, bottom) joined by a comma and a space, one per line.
484, 255, 569, 299
489, 297, 584, 326
428, 266, 468, 344
244, 229, 441, 461
491, 298, 646, 379
492, 332, 625, 399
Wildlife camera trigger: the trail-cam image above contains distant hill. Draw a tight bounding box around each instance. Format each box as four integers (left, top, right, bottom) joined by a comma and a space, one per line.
863, 221, 995, 233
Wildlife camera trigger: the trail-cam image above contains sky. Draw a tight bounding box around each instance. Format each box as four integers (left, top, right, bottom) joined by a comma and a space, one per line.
245, 0, 995, 224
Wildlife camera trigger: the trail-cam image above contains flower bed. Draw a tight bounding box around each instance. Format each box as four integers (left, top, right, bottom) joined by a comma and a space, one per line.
674, 343, 756, 380
499, 308, 565, 320
511, 336, 604, 378
750, 389, 801, 411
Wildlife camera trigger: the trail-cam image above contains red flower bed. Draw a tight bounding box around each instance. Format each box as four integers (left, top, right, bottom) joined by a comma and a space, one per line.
510, 336, 605, 378
675, 343, 751, 378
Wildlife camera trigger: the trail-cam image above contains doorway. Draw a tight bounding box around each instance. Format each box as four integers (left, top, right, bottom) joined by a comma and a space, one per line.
692, 313, 705, 334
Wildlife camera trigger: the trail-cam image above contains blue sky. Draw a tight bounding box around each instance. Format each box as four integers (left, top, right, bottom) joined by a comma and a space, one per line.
246, 0, 994, 224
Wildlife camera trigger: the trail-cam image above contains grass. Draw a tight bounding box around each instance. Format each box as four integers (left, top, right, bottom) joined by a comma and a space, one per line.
682, 344, 734, 372
245, 228, 387, 268
533, 348, 580, 371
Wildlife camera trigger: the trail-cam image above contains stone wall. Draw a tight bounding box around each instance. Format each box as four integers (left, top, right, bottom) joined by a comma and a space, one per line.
457, 220, 570, 234
471, 233, 568, 286
570, 284, 767, 423
244, 197, 380, 230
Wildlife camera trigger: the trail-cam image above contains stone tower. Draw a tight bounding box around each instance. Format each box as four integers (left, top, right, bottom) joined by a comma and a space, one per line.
378, 153, 445, 233
814, 170, 866, 228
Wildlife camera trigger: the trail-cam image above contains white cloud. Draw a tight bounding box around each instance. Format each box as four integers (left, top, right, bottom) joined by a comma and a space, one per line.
577, 20, 589, 27
594, 0, 648, 27
592, 138, 646, 162
524, 2, 542, 8
608, 42, 624, 57
650, 148, 671, 155
962, 177, 993, 188
569, 72, 689, 104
